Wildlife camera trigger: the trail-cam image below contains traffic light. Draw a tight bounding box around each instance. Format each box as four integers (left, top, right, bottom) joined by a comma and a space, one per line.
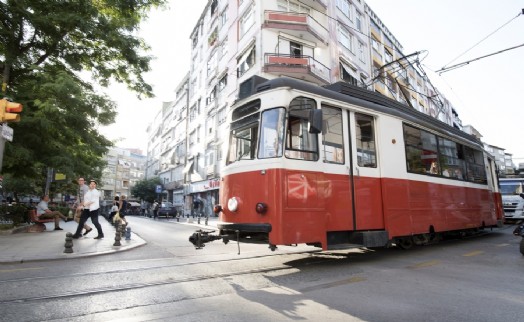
0, 98, 23, 123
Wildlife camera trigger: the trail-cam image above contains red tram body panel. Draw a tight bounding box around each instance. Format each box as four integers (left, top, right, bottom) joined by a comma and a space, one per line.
207, 77, 503, 251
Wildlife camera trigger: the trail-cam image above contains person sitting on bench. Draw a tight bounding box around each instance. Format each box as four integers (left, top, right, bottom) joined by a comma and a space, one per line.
36, 195, 71, 230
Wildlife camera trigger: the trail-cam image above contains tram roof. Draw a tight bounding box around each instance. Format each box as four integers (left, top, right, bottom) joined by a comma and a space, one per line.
248, 76, 483, 148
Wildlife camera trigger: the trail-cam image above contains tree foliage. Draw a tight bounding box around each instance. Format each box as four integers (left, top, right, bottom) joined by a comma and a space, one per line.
0, 0, 166, 191
130, 177, 161, 202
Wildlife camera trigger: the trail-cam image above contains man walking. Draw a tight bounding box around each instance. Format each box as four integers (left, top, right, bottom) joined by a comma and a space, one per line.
74, 177, 93, 236
72, 179, 104, 239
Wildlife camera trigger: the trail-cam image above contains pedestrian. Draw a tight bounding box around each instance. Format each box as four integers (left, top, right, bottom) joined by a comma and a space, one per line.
74, 177, 93, 236
72, 179, 104, 239
36, 195, 72, 230
118, 195, 129, 225
152, 200, 159, 219
109, 196, 119, 222
140, 200, 146, 217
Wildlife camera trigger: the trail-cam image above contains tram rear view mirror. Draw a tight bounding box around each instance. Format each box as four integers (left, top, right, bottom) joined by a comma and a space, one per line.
309, 109, 323, 134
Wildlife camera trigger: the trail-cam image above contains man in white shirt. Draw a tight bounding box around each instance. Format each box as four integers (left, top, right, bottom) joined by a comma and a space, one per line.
72, 179, 104, 239
36, 195, 71, 230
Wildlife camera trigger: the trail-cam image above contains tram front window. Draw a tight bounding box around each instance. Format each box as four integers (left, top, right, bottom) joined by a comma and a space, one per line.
258, 108, 285, 159
228, 124, 258, 163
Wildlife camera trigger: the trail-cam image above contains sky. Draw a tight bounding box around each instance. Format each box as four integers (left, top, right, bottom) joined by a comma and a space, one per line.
101, 0, 524, 163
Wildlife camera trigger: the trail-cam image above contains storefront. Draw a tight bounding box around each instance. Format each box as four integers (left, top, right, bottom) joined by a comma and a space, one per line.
186, 178, 219, 217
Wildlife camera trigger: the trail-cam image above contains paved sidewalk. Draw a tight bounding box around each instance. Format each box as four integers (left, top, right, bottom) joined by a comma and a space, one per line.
0, 217, 146, 264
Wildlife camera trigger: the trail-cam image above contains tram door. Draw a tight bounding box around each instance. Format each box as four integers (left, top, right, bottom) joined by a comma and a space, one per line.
350, 112, 384, 230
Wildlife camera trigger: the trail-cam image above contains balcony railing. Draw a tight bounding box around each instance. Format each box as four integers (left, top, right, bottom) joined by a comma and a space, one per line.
264, 53, 330, 85
263, 11, 328, 45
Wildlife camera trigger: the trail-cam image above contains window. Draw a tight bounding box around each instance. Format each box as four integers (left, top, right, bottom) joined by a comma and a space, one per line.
277, 0, 310, 14
220, 8, 228, 27
258, 108, 285, 159
218, 107, 227, 124
384, 49, 393, 64
239, 3, 255, 37
322, 105, 344, 164
356, 113, 376, 167
336, 0, 352, 20
285, 97, 319, 161
218, 74, 228, 91
189, 104, 197, 122
340, 62, 358, 85
403, 123, 486, 184
290, 41, 302, 57
337, 23, 353, 51
356, 11, 363, 32
237, 45, 255, 77
358, 41, 365, 63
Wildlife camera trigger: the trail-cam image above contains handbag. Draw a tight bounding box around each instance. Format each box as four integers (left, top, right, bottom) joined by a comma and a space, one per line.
113, 212, 121, 223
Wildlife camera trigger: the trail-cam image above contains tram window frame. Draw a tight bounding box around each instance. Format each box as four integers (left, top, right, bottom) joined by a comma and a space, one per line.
284, 97, 319, 161
258, 107, 285, 159
321, 104, 344, 164
355, 113, 377, 168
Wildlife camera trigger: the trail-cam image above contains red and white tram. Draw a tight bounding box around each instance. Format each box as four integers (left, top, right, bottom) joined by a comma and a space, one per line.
201, 76, 504, 251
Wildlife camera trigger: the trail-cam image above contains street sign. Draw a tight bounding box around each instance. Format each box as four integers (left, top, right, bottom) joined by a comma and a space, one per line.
156, 185, 162, 193
2, 124, 13, 142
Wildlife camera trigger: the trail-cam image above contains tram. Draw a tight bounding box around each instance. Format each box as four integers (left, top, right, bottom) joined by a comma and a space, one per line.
195, 76, 504, 251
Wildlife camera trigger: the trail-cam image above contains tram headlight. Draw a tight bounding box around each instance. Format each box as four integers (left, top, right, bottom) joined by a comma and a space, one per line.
255, 202, 268, 215
227, 197, 239, 212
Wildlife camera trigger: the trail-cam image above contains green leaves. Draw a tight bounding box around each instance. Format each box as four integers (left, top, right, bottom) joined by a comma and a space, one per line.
0, 0, 167, 192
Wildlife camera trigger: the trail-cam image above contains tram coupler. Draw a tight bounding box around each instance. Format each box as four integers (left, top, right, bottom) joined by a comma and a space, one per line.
189, 229, 225, 249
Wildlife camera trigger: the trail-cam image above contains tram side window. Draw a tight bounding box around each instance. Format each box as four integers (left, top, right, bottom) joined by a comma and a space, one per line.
321, 105, 344, 164
403, 124, 439, 174
437, 137, 466, 180
355, 113, 376, 167
464, 147, 487, 183
284, 97, 319, 161
258, 108, 285, 159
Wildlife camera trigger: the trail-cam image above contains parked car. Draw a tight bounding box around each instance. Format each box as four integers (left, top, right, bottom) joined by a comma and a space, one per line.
157, 201, 177, 218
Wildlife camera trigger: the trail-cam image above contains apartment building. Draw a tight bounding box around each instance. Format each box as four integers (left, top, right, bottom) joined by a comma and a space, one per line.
147, 0, 470, 216
99, 147, 146, 201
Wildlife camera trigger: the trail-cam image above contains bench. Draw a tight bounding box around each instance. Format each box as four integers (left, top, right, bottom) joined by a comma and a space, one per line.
28, 209, 55, 232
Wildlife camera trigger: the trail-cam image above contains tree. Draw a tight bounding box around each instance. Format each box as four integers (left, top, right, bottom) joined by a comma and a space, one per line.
0, 0, 166, 188
130, 177, 161, 202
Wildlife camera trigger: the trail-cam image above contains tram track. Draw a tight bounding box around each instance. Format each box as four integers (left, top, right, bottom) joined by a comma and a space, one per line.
0, 251, 323, 305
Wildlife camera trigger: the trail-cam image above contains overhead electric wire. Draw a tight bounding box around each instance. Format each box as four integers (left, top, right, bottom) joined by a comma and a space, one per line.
436, 43, 524, 74
441, 10, 523, 69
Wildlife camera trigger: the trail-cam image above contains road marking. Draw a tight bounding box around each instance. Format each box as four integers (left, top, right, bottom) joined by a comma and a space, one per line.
463, 250, 483, 257
0, 267, 43, 273
496, 243, 510, 247
407, 260, 440, 269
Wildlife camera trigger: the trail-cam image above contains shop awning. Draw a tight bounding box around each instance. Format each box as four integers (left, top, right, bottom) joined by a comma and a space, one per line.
183, 161, 194, 174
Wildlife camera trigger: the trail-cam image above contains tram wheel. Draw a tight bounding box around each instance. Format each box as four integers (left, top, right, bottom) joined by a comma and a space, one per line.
520, 238, 524, 256
397, 237, 413, 250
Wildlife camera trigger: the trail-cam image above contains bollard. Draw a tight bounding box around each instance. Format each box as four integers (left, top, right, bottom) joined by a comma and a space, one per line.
120, 222, 126, 239
125, 226, 131, 240
205, 216, 208, 226
64, 232, 74, 253
113, 222, 122, 246
197, 216, 201, 224
176, 216, 180, 222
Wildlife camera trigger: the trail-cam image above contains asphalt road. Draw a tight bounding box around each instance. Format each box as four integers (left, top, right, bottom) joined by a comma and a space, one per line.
0, 217, 522, 322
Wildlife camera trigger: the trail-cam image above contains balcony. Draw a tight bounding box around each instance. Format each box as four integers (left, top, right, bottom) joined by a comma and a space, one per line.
264, 53, 331, 85
263, 11, 328, 45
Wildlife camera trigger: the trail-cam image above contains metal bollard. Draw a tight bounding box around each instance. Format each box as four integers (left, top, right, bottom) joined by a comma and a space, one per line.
205, 216, 208, 226
113, 222, 122, 246
197, 216, 201, 224
125, 226, 131, 240
64, 232, 74, 253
